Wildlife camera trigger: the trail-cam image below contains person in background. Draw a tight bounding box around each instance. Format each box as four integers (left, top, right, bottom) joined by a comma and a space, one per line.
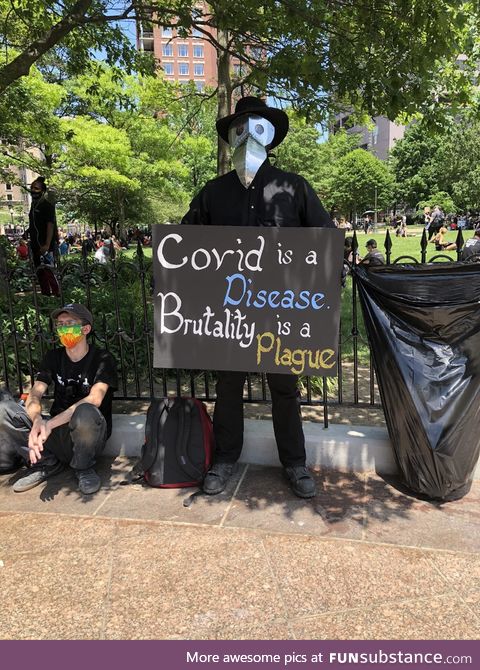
427, 205, 444, 240
461, 228, 480, 261
16, 237, 29, 260
361, 239, 385, 266
28, 176, 59, 296
58, 236, 70, 256
0, 304, 118, 495
430, 226, 457, 252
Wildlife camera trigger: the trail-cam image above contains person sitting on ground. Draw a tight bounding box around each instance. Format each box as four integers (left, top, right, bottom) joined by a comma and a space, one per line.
361, 239, 385, 266
430, 226, 457, 252
58, 236, 70, 256
0, 304, 118, 495
461, 228, 480, 261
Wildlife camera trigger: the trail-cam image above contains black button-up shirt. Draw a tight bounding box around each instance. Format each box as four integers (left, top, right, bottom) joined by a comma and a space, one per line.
181, 159, 334, 228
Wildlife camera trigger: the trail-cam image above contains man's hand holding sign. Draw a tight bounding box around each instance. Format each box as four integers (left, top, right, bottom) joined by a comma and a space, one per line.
154, 96, 343, 500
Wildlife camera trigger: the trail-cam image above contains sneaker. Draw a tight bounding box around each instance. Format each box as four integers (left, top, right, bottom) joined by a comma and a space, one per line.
76, 468, 101, 495
202, 462, 234, 495
13, 462, 64, 493
284, 465, 316, 498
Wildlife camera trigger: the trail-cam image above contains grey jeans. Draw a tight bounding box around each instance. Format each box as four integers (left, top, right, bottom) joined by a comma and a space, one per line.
0, 398, 107, 471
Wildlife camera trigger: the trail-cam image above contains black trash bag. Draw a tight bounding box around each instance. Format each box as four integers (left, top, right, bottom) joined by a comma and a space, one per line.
354, 262, 480, 501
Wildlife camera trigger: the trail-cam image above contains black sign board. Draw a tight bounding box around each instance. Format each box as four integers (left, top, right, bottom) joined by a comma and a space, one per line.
153, 225, 344, 376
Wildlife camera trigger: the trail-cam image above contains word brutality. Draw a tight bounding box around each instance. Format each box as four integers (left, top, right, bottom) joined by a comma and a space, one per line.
156, 233, 336, 375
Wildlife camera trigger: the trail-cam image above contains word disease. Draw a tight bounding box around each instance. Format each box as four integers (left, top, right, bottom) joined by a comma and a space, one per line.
155, 232, 338, 375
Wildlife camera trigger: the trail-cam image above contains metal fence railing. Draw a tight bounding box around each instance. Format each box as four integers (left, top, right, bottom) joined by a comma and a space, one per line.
0, 227, 473, 427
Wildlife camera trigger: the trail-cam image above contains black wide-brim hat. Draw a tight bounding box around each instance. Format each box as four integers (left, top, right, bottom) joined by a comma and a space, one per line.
216, 96, 289, 149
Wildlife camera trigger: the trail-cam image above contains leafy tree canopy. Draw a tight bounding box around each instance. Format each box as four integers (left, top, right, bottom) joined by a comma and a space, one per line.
392, 114, 480, 212
329, 148, 396, 215
1, 1, 478, 125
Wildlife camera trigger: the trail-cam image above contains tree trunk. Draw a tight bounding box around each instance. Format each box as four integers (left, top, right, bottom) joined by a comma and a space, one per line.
216, 29, 232, 177
118, 195, 125, 241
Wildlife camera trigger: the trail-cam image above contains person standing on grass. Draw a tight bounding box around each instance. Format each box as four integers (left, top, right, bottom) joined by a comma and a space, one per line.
28, 176, 60, 296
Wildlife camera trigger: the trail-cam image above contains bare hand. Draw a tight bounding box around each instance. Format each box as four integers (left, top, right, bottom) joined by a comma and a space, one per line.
28, 418, 51, 464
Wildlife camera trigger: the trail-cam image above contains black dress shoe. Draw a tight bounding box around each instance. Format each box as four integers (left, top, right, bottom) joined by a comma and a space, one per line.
284, 465, 316, 498
203, 462, 234, 495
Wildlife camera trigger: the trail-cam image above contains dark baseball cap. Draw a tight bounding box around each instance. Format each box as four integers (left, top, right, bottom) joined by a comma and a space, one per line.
366, 239, 377, 248
51, 303, 93, 325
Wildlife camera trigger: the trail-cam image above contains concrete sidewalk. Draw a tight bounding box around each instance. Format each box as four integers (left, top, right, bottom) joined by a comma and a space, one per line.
0, 451, 479, 640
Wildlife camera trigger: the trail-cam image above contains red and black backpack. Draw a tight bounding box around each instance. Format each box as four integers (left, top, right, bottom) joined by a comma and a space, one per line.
138, 397, 214, 488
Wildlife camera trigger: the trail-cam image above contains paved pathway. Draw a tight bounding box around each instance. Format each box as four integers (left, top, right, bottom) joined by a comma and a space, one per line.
0, 458, 479, 640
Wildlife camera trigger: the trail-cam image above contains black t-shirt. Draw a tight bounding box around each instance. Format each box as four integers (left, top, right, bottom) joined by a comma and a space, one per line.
35, 345, 118, 437
461, 237, 480, 261
181, 159, 334, 228
28, 196, 58, 252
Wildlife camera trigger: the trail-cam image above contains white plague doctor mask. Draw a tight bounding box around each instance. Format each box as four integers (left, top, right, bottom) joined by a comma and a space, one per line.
228, 114, 275, 188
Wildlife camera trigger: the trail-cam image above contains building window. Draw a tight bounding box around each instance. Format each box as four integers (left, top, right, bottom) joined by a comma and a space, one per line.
195, 81, 205, 92
194, 63, 204, 77
162, 44, 173, 57
162, 26, 172, 37
142, 40, 154, 52
6, 193, 13, 201
141, 22, 153, 38
179, 63, 189, 76
233, 63, 242, 76
5, 183, 12, 190
163, 62, 174, 75
193, 44, 204, 58
178, 44, 188, 58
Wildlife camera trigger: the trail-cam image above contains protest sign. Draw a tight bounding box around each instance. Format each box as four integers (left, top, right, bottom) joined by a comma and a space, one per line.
153, 225, 344, 376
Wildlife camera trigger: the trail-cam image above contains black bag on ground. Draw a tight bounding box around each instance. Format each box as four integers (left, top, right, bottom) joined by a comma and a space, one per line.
140, 397, 214, 488
354, 262, 480, 502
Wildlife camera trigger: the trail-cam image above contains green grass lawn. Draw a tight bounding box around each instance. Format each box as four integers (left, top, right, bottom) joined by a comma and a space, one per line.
352, 225, 462, 262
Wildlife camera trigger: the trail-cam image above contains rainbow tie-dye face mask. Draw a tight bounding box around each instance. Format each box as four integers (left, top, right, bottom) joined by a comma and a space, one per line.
56, 325, 83, 349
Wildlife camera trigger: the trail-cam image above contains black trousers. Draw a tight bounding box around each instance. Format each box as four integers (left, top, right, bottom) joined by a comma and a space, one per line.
0, 399, 106, 471
213, 371, 306, 468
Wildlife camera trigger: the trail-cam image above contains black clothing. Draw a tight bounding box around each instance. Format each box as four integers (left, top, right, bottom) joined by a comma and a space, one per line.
0, 400, 107, 471
181, 160, 334, 228
28, 195, 60, 296
36, 345, 118, 437
214, 371, 305, 467
461, 237, 480, 261
362, 250, 385, 266
182, 159, 333, 468
28, 196, 58, 254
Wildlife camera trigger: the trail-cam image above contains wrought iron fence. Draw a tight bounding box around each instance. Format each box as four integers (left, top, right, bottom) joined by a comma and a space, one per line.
0, 227, 473, 427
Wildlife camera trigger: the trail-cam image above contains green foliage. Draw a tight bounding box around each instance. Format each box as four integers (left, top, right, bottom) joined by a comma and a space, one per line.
275, 119, 363, 207
417, 192, 457, 215
392, 114, 480, 212
329, 149, 396, 215
1, 1, 478, 129
390, 122, 442, 208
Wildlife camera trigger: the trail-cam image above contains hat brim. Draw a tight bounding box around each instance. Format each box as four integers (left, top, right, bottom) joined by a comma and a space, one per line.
216, 105, 289, 149
51, 306, 92, 325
